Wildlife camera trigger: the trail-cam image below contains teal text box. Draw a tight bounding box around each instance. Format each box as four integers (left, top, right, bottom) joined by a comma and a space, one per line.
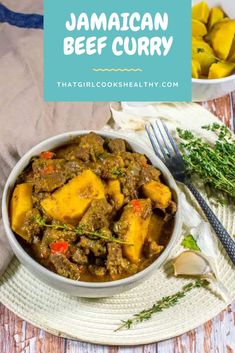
44, 0, 192, 102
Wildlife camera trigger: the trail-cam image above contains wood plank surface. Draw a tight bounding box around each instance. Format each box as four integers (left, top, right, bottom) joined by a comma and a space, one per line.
0, 94, 235, 353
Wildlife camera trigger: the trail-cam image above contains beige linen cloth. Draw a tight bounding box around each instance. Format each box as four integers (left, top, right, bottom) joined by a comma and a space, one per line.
0, 2, 113, 274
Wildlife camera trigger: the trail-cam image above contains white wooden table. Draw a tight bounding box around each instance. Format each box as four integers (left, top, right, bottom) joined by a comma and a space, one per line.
1, 93, 235, 353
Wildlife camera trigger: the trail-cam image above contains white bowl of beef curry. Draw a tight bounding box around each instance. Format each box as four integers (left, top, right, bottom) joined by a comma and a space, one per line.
2, 131, 182, 297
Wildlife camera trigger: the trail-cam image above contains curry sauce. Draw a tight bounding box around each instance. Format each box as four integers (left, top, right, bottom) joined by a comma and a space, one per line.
10, 132, 176, 282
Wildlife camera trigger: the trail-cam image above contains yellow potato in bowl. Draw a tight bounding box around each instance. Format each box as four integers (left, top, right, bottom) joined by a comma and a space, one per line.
41, 170, 105, 224
192, 59, 201, 79
192, 37, 216, 75
192, 19, 207, 37
192, 1, 210, 24
122, 199, 152, 263
228, 38, 235, 62
209, 20, 235, 60
10, 183, 33, 241
208, 62, 235, 79
208, 7, 224, 30
192, 2, 235, 80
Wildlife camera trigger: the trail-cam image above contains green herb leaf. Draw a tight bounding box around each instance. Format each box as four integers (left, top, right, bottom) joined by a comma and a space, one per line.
75, 224, 132, 245
197, 47, 205, 54
177, 124, 235, 199
181, 235, 201, 251
111, 168, 126, 178
195, 48, 220, 62
115, 279, 209, 331
34, 216, 131, 245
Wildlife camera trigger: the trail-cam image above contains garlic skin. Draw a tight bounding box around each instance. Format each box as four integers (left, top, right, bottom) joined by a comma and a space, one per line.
190, 221, 219, 260
173, 251, 212, 277
173, 251, 231, 303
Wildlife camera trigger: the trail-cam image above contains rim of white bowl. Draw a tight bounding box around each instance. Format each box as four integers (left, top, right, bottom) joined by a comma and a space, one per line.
2, 130, 182, 289
192, 73, 235, 84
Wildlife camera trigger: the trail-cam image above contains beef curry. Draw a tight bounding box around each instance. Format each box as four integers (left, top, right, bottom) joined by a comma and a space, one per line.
10, 132, 177, 282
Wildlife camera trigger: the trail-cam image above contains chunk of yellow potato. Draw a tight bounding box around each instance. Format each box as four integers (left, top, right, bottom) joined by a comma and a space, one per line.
192, 19, 207, 37
106, 180, 124, 210
192, 2, 210, 24
10, 183, 33, 241
147, 213, 165, 244
208, 7, 224, 30
142, 180, 171, 209
209, 20, 235, 60
192, 37, 216, 75
41, 170, 105, 224
208, 62, 235, 79
228, 38, 235, 62
192, 59, 201, 78
122, 199, 152, 263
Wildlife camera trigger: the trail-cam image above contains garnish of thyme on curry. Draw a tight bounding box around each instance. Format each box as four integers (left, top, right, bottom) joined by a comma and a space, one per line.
115, 279, 209, 331
35, 215, 132, 246
177, 123, 235, 199
110, 168, 126, 178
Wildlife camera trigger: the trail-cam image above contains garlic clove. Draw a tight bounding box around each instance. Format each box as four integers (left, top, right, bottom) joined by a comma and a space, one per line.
172, 251, 231, 303
173, 251, 212, 276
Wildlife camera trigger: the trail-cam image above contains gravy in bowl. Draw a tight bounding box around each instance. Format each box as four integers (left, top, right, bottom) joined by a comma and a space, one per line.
10, 132, 176, 282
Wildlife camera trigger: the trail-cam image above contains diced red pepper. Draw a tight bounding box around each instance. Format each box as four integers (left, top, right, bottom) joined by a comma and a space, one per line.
40, 151, 54, 159
42, 164, 55, 174
142, 161, 148, 168
50, 241, 69, 254
131, 199, 142, 213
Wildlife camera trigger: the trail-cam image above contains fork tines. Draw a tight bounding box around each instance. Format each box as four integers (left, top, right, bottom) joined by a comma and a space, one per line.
146, 120, 181, 162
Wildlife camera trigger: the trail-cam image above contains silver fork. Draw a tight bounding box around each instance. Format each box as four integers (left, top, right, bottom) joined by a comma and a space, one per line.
146, 120, 235, 265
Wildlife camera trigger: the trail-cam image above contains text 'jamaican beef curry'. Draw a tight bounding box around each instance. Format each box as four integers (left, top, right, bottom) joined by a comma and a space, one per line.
10, 132, 177, 282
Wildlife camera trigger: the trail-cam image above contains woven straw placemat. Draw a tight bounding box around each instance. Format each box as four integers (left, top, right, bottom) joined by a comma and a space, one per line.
0, 104, 235, 345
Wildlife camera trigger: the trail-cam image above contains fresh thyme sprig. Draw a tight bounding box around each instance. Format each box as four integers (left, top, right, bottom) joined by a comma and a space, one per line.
35, 215, 71, 231
115, 279, 209, 331
35, 215, 132, 245
177, 123, 235, 198
75, 225, 132, 245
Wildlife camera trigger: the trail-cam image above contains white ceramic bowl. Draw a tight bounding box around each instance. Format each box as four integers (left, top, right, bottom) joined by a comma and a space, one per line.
2, 131, 182, 297
192, 0, 235, 101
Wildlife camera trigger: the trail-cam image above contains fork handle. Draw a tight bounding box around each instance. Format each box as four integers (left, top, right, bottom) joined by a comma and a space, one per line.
185, 182, 235, 265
